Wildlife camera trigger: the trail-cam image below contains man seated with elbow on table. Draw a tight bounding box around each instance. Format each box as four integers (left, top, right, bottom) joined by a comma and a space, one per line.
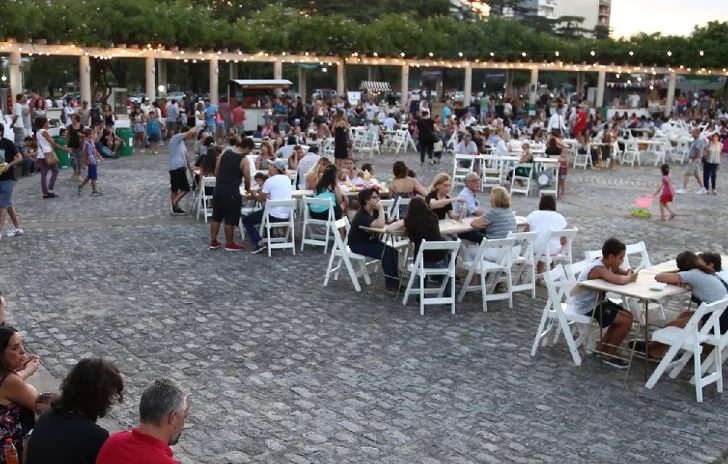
455, 172, 486, 243
243, 159, 293, 254
349, 188, 399, 293
572, 237, 637, 369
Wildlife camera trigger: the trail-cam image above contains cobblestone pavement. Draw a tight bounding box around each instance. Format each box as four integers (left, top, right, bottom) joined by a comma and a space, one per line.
1, 147, 727, 464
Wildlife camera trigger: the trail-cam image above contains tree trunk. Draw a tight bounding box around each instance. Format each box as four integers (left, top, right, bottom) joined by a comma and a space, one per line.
723, 78, 728, 109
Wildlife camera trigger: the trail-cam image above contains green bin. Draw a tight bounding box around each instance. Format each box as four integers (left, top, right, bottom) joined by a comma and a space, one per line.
53, 137, 72, 170
527, 104, 537, 117
116, 128, 134, 157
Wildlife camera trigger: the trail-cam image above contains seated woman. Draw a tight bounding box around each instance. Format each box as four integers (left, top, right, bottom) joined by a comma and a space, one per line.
0, 327, 40, 459
309, 164, 345, 221
544, 136, 561, 158
386, 197, 451, 297
631, 251, 728, 361
304, 157, 331, 191
338, 158, 357, 184
524, 195, 567, 282
425, 173, 463, 220
256, 142, 275, 171
508, 143, 534, 185
389, 160, 427, 200
571, 238, 637, 369
349, 189, 399, 293
467, 187, 518, 262
25, 358, 124, 464
577, 128, 599, 166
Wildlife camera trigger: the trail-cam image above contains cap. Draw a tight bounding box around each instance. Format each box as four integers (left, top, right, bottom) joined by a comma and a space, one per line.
271, 159, 288, 173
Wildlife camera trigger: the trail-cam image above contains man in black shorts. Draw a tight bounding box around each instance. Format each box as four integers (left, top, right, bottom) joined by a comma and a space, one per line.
168, 126, 196, 215
210, 138, 253, 251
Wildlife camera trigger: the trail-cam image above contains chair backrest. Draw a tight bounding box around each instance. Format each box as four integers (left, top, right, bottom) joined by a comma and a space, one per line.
303, 197, 334, 220
536, 228, 578, 263
624, 241, 652, 270
394, 197, 412, 219
684, 298, 728, 346
478, 236, 517, 265
413, 239, 461, 270
543, 264, 569, 308
379, 199, 396, 218
201, 176, 216, 197
263, 198, 297, 220
513, 231, 539, 262
332, 217, 352, 249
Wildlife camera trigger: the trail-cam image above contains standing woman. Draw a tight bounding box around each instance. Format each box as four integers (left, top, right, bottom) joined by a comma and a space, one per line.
36, 117, 71, 199
416, 111, 437, 165
66, 113, 84, 182
332, 109, 349, 169
31, 100, 46, 133
131, 106, 146, 152
704, 132, 721, 195
194, 103, 206, 129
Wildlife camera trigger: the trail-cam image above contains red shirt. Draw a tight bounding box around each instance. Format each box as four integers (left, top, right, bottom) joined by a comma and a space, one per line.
96, 428, 178, 464
232, 106, 246, 126
573, 110, 587, 136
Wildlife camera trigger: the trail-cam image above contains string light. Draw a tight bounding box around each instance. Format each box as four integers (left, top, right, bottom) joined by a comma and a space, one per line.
699, 50, 704, 56
667, 51, 672, 56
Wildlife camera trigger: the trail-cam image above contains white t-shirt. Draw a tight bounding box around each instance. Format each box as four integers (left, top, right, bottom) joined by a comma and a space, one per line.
37, 129, 52, 157
12, 103, 24, 129
629, 94, 640, 107
263, 174, 293, 219
365, 104, 376, 121
455, 141, 478, 155
382, 117, 397, 131
526, 210, 568, 257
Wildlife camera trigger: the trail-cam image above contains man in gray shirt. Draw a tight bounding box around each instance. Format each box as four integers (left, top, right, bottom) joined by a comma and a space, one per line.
676, 128, 707, 195
168, 126, 196, 215
166, 100, 180, 139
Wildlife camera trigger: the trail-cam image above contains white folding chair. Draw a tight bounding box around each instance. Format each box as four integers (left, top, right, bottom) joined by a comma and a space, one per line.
645, 298, 728, 403
573, 145, 592, 170
530, 264, 593, 366
195, 176, 216, 223
536, 164, 558, 197
402, 240, 461, 315
481, 155, 503, 190
260, 199, 297, 257
458, 236, 516, 311
379, 199, 396, 218
359, 131, 380, 159
672, 138, 690, 164
300, 197, 335, 253
445, 131, 459, 154
323, 218, 377, 292
620, 140, 640, 166
392, 197, 412, 221
534, 228, 578, 281
509, 163, 533, 198
511, 231, 539, 298
453, 154, 475, 187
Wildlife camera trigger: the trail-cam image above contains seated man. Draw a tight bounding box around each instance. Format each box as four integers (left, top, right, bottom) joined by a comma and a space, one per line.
455, 172, 487, 243
19, 136, 37, 175
243, 159, 293, 254
572, 237, 637, 369
630, 251, 728, 361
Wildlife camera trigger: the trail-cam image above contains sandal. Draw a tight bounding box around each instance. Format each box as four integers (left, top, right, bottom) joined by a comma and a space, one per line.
669, 213, 676, 220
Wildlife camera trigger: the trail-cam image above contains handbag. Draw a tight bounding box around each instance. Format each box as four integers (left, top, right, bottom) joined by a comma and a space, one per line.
433, 141, 444, 152
44, 152, 59, 166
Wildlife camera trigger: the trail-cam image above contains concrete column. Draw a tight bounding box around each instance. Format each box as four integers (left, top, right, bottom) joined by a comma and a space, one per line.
8, 50, 22, 101
436, 79, 444, 102
273, 60, 283, 97
209, 57, 219, 104
464, 66, 472, 107
596, 70, 606, 108
400, 65, 409, 110
665, 72, 677, 117
158, 60, 167, 93
229, 62, 238, 80
298, 67, 307, 103
368, 67, 375, 81
576, 72, 586, 100
145, 56, 156, 102
505, 71, 514, 98
529, 68, 539, 105
79, 54, 91, 105
336, 62, 345, 99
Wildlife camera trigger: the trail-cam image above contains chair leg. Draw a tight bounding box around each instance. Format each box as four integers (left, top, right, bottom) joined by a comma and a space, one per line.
530, 309, 551, 357
668, 350, 692, 379
694, 350, 704, 403
646, 344, 683, 390
419, 272, 425, 316
402, 270, 417, 306
341, 254, 361, 292
360, 261, 372, 285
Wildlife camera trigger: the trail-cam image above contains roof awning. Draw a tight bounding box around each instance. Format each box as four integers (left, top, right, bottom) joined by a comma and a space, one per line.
228, 79, 292, 89
360, 81, 391, 93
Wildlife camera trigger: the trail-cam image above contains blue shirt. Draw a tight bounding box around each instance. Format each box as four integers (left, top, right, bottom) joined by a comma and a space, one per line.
442, 106, 451, 121
204, 105, 217, 126
689, 137, 705, 160
455, 187, 480, 216
273, 103, 287, 116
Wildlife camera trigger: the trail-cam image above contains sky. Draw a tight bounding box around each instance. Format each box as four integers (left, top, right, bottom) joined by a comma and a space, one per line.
610, 0, 728, 37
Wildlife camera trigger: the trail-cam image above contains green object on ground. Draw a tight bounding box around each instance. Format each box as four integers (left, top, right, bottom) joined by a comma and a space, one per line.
53, 136, 72, 169
116, 128, 134, 157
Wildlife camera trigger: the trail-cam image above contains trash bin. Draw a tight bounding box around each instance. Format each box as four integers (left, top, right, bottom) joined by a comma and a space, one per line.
53, 136, 72, 169
116, 128, 134, 157
527, 104, 537, 117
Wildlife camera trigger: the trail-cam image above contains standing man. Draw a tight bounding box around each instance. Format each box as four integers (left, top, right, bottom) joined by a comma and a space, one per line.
140, 98, 151, 117
80, 101, 91, 129
10, 94, 26, 146
96, 379, 190, 464
218, 97, 231, 136
203, 97, 217, 138
547, 105, 567, 137
676, 128, 708, 195
572, 104, 588, 137
0, 123, 24, 239
167, 126, 196, 215
165, 99, 179, 139
210, 138, 253, 251
232, 102, 246, 135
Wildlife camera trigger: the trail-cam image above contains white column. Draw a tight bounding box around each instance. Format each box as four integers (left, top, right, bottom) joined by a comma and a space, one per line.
158, 60, 167, 94
229, 62, 238, 80
463, 65, 472, 107
273, 60, 283, 97
505, 71, 514, 97
79, 55, 91, 105
368, 67, 375, 82
8, 50, 22, 102
529, 68, 539, 105
336, 62, 345, 99
596, 70, 606, 108
298, 67, 307, 103
209, 57, 219, 104
400, 65, 409, 110
145, 56, 156, 102
576, 72, 586, 100
665, 72, 677, 117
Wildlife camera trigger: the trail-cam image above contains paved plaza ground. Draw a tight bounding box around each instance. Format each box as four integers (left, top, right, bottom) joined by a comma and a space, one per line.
1, 146, 727, 463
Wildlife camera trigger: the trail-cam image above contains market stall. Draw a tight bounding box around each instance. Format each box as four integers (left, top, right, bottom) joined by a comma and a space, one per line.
227, 79, 293, 132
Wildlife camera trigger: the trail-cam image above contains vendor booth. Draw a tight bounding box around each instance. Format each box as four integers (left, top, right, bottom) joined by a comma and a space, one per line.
227, 79, 293, 132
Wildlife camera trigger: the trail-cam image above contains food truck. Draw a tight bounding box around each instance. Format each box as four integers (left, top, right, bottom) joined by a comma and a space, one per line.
227, 79, 293, 132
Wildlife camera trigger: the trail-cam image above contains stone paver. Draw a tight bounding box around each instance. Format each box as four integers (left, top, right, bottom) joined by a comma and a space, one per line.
1, 147, 727, 463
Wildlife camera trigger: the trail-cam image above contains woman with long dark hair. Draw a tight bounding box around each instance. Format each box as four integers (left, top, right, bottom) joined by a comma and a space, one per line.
310, 164, 345, 220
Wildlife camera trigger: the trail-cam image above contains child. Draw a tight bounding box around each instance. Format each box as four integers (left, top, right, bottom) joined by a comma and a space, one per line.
653, 163, 676, 221
557, 147, 568, 199
23, 392, 60, 463
147, 111, 162, 155
253, 172, 268, 191
78, 129, 104, 196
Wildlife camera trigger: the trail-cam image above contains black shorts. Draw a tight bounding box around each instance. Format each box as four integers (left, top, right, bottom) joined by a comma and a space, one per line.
587, 300, 623, 328
169, 168, 190, 193
212, 193, 242, 225
310, 205, 342, 221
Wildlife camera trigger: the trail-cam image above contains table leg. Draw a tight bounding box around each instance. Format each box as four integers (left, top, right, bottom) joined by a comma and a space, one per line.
371, 234, 389, 293
580, 292, 602, 372
644, 300, 650, 381
624, 301, 644, 384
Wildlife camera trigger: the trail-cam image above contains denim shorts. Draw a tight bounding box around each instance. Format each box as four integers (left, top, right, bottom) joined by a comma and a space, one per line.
0, 180, 15, 209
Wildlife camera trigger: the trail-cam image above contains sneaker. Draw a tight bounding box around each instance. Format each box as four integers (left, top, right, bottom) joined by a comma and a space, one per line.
675, 188, 687, 194
659, 216, 665, 221
210, 240, 222, 250
225, 242, 245, 252
602, 357, 629, 369
669, 213, 676, 220
172, 208, 187, 216
77, 185, 83, 196
6, 228, 24, 237
696, 188, 708, 195
251, 243, 267, 254
91, 190, 103, 196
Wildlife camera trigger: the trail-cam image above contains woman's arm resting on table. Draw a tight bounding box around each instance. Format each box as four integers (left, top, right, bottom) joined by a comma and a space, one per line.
655, 272, 681, 285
